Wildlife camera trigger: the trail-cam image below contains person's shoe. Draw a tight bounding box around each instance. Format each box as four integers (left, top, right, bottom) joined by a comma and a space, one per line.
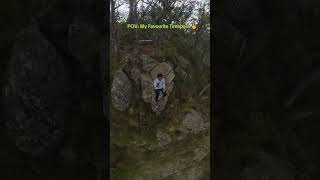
163, 92, 167, 98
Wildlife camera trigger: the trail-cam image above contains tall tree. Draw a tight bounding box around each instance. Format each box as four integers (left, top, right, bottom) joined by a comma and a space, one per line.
127, 0, 138, 24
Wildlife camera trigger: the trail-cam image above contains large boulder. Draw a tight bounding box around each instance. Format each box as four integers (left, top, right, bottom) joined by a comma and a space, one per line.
141, 55, 158, 72
68, 19, 100, 72
3, 25, 69, 157
130, 134, 210, 180
139, 62, 175, 113
166, 159, 209, 180
151, 93, 169, 113
141, 73, 153, 103
180, 110, 209, 134
130, 66, 141, 85
111, 70, 132, 111
151, 62, 175, 86
156, 129, 172, 147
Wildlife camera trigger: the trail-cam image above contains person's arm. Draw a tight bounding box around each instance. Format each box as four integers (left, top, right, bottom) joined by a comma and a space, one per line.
154, 80, 157, 89
162, 79, 165, 90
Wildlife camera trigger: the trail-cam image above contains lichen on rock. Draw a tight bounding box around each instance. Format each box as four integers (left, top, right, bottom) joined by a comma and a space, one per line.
141, 54, 159, 72
111, 70, 132, 111
4, 25, 69, 157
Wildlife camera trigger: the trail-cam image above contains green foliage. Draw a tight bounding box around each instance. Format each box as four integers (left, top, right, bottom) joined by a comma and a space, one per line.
111, 159, 137, 180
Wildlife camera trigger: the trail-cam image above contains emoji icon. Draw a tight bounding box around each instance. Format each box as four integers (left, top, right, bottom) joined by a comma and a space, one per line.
192, 22, 197, 30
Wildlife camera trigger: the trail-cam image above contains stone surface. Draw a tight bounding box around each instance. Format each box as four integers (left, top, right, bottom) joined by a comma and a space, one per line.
141, 55, 159, 72
140, 62, 175, 112
131, 134, 210, 180
181, 110, 209, 134
131, 66, 141, 85
156, 129, 172, 147
151, 62, 175, 86
4, 25, 69, 157
68, 19, 99, 71
141, 73, 154, 103
150, 62, 175, 113
151, 94, 169, 113
111, 70, 132, 111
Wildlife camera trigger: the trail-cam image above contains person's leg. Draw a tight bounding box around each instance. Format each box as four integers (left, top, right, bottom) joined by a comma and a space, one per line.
162, 89, 167, 97
155, 89, 160, 102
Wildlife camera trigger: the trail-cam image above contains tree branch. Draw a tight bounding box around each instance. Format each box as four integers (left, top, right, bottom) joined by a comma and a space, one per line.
284, 69, 320, 108
199, 84, 210, 96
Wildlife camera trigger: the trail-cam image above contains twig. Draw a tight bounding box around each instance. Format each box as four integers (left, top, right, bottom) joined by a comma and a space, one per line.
199, 84, 210, 96
284, 70, 320, 108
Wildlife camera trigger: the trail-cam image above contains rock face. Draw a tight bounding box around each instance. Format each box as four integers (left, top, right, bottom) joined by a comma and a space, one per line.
137, 59, 175, 112
1, 0, 108, 179
156, 129, 172, 147
114, 56, 175, 113
141, 55, 158, 72
141, 73, 154, 103
4, 25, 69, 157
68, 19, 99, 72
150, 62, 175, 112
131, 66, 141, 85
111, 70, 132, 111
131, 134, 210, 180
166, 159, 209, 180
151, 94, 169, 113
151, 62, 175, 87
181, 110, 209, 134
111, 46, 209, 180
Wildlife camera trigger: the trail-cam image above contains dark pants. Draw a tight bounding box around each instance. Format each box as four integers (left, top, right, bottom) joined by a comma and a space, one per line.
155, 89, 166, 101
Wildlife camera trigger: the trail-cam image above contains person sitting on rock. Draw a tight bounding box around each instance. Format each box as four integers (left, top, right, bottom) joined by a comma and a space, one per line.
154, 73, 167, 102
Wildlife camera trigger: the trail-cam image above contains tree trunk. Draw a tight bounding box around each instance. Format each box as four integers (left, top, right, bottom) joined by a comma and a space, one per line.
111, 0, 118, 53
128, 0, 138, 42
128, 0, 137, 24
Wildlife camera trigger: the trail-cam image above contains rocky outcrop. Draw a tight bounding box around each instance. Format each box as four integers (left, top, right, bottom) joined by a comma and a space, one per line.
141, 55, 158, 72
137, 58, 174, 112
111, 70, 132, 111
151, 62, 175, 87
113, 56, 175, 113
68, 19, 100, 72
131, 66, 141, 85
111, 47, 209, 180
1, 0, 108, 179
165, 158, 209, 180
4, 25, 69, 157
141, 73, 154, 103
131, 134, 209, 180
156, 129, 172, 147
180, 110, 209, 134
151, 94, 169, 113
149, 62, 175, 112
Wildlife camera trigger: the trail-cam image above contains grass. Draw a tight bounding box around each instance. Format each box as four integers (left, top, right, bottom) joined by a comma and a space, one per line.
110, 158, 137, 180
110, 37, 210, 179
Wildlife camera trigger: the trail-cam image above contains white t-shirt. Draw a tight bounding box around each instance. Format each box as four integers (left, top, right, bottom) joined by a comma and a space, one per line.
154, 78, 165, 90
